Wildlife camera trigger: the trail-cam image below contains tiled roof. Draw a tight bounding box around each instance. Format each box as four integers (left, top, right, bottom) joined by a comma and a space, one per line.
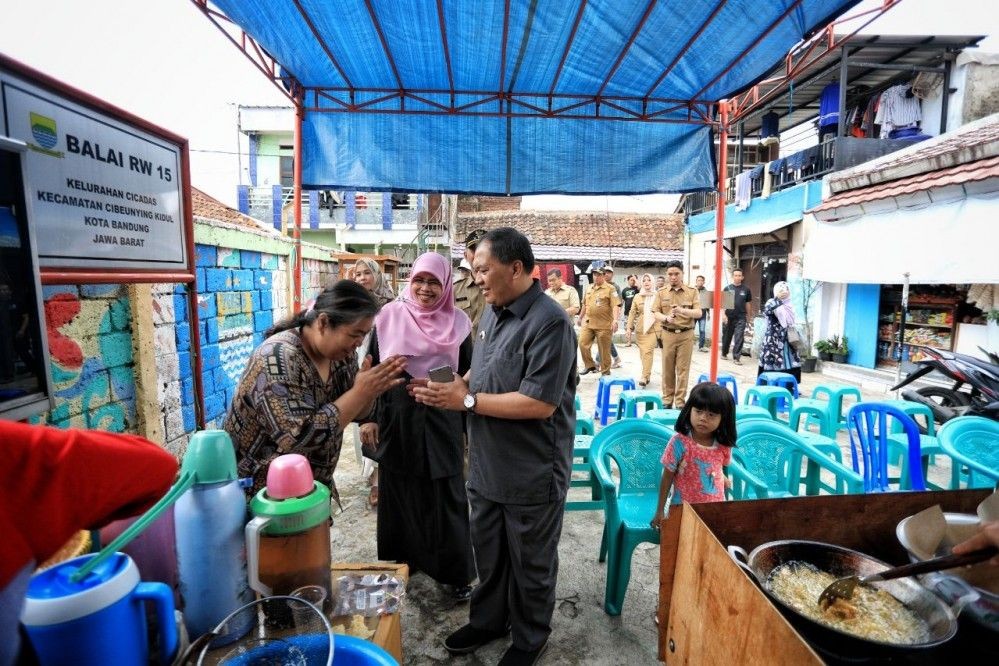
191, 187, 273, 231
810, 155, 999, 221
456, 210, 684, 251
828, 113, 999, 194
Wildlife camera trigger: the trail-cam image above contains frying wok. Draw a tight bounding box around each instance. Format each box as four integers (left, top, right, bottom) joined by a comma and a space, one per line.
728, 540, 972, 657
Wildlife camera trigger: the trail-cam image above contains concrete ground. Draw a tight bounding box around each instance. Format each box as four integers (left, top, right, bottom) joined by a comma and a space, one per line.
329, 337, 914, 665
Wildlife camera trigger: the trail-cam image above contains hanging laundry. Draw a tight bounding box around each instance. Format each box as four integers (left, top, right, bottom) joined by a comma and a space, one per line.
760, 111, 780, 146
817, 81, 841, 129
761, 161, 775, 199
734, 171, 752, 211
875, 84, 921, 139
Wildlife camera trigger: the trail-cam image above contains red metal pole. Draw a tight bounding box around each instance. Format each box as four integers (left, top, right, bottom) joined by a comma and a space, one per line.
710, 101, 728, 383
293, 100, 303, 313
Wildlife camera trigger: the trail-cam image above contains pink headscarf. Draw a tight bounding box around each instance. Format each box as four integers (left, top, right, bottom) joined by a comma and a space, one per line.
375, 252, 472, 379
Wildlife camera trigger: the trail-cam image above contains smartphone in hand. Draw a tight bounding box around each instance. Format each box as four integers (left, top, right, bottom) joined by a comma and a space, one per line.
428, 366, 455, 383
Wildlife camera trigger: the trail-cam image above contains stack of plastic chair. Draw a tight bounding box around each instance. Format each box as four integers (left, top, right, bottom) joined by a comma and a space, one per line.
938, 416, 999, 488
744, 386, 794, 421
565, 435, 603, 511
617, 389, 664, 418
643, 408, 682, 428
695, 372, 739, 402
574, 394, 595, 435
733, 420, 863, 498
590, 419, 671, 616
847, 402, 925, 492
735, 404, 772, 422
594, 376, 636, 426
803, 383, 862, 434
756, 371, 799, 414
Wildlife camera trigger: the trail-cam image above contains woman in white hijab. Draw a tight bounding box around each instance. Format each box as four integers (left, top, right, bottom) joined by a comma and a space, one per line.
758, 281, 802, 380
625, 273, 662, 388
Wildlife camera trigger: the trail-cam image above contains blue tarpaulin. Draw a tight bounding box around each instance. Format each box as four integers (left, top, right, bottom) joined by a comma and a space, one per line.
209, 0, 859, 195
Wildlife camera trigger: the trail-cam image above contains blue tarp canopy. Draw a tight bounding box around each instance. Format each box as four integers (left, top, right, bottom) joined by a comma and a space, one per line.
208, 0, 859, 195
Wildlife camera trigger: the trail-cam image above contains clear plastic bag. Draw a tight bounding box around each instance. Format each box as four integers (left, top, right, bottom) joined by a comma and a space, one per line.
332, 573, 405, 617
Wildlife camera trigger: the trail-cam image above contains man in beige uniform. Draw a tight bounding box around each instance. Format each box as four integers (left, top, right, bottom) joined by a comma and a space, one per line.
544, 268, 579, 316
651, 261, 702, 408
454, 229, 487, 338
578, 267, 620, 376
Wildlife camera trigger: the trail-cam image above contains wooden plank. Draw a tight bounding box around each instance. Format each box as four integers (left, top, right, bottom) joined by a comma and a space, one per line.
127, 284, 164, 444
656, 504, 683, 661
331, 562, 409, 663
664, 508, 822, 665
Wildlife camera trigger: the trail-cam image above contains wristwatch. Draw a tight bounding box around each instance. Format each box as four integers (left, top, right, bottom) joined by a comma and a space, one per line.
463, 393, 477, 413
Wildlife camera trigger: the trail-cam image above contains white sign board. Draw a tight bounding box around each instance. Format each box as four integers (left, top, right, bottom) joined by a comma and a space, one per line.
0, 71, 186, 270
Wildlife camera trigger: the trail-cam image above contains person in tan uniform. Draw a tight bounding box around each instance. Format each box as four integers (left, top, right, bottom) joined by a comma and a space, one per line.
544, 268, 580, 316
651, 261, 702, 408
578, 267, 621, 376
454, 229, 487, 338
625, 273, 661, 388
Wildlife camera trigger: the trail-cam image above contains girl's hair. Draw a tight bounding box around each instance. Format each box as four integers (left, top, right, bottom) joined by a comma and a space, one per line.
266, 279, 380, 338
673, 382, 737, 447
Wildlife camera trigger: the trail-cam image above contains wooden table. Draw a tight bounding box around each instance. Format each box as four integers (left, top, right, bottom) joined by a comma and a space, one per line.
656, 490, 992, 664
331, 562, 409, 663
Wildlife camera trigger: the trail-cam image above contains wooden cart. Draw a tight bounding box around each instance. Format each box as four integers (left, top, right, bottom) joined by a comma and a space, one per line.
656, 490, 993, 664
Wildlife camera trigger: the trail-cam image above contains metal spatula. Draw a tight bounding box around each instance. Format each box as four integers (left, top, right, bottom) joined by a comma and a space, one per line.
817, 546, 998, 609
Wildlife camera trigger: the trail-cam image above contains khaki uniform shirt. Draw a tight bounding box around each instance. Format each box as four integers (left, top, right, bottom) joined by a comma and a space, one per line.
545, 284, 580, 314
625, 292, 662, 334
651, 284, 701, 330
454, 273, 485, 338
581, 283, 621, 330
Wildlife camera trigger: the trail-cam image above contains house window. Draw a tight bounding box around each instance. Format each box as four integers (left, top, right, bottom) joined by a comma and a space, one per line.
279, 156, 294, 188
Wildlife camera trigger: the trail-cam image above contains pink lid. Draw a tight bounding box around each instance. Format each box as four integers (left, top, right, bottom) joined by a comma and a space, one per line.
265, 454, 315, 499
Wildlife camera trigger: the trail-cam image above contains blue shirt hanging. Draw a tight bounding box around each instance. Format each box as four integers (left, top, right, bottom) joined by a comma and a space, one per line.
818, 82, 841, 129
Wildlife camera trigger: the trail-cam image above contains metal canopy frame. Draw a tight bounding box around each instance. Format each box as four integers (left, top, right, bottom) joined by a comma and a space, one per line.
191, 0, 901, 382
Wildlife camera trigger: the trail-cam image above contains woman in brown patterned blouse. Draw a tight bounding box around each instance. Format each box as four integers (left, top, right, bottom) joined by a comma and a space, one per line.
224, 280, 407, 501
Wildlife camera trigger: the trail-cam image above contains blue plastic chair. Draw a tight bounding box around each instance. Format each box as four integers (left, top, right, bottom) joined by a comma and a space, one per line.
696, 372, 739, 402
590, 419, 672, 616
938, 416, 999, 488
757, 371, 800, 397
847, 402, 925, 492
594, 376, 637, 425
733, 419, 863, 498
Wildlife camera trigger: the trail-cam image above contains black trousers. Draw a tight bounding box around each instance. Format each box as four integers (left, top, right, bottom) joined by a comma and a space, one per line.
721, 316, 746, 357
467, 487, 565, 651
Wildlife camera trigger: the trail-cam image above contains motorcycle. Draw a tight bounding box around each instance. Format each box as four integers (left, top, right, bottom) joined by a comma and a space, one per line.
889, 346, 999, 426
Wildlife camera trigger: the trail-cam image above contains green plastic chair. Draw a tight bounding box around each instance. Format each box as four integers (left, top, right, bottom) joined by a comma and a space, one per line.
810, 383, 863, 433
565, 435, 602, 511
642, 408, 682, 428
744, 385, 794, 421
734, 420, 864, 497
938, 416, 999, 488
617, 389, 664, 418
590, 419, 673, 616
736, 404, 773, 422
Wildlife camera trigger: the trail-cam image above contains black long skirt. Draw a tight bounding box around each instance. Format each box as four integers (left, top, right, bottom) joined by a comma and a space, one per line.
376, 468, 474, 586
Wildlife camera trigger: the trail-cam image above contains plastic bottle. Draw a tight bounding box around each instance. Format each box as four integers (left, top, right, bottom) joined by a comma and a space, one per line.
174, 430, 254, 642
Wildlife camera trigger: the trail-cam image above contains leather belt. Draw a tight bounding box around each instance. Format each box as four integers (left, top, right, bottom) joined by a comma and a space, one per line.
664, 327, 692, 333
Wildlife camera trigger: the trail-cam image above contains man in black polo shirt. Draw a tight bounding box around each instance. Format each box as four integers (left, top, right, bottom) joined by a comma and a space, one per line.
413, 227, 577, 666
721, 268, 752, 365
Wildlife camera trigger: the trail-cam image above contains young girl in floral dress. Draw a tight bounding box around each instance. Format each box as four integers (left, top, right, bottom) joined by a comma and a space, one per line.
651, 382, 737, 529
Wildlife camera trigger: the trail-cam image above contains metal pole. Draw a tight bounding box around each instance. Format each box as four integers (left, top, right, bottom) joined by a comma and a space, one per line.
710, 102, 729, 383
940, 54, 952, 135
293, 100, 303, 313
894, 272, 910, 397
836, 46, 848, 139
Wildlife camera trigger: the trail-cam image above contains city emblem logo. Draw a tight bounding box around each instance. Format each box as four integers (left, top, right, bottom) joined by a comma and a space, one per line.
26, 112, 64, 157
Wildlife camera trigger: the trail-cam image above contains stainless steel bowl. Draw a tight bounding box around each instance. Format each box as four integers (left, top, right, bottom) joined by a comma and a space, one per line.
897, 511, 999, 633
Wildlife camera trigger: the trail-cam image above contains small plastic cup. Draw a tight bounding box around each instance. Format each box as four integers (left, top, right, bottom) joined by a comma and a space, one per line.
290, 585, 328, 628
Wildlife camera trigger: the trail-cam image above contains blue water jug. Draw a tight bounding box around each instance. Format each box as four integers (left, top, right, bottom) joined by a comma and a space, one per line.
22, 552, 177, 665
174, 430, 254, 642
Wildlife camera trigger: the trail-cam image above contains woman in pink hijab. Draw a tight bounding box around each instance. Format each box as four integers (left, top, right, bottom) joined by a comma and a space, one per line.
358, 252, 475, 600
